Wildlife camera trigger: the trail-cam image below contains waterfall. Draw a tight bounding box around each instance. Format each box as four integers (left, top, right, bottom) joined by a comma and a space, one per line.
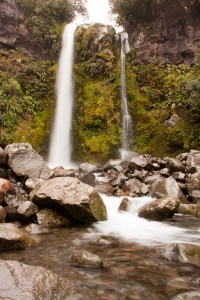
48, 23, 77, 169
119, 32, 133, 161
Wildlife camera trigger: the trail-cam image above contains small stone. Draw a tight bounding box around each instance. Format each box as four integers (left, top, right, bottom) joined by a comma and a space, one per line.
71, 250, 103, 267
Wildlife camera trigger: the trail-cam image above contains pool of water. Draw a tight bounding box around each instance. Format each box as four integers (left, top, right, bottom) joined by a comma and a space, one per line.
0, 195, 200, 299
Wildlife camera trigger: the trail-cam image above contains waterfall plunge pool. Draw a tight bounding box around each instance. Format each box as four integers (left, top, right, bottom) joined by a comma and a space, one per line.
1, 195, 200, 299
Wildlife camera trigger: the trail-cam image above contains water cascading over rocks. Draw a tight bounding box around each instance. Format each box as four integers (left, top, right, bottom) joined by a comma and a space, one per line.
119, 32, 133, 161
48, 23, 77, 169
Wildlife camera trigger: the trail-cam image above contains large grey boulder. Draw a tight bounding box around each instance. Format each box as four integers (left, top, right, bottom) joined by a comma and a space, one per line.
0, 223, 35, 251
150, 176, 188, 203
138, 196, 180, 221
0, 259, 78, 300
31, 177, 107, 224
5, 143, 53, 180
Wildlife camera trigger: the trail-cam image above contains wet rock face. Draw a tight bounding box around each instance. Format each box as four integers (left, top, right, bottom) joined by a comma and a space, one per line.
31, 177, 107, 224
0, 223, 35, 251
138, 196, 180, 221
71, 250, 103, 268
0, 259, 78, 300
5, 143, 53, 180
0, 0, 19, 48
127, 1, 200, 64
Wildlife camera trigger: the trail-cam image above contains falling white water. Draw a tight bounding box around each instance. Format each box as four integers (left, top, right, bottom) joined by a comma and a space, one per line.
87, 195, 200, 246
119, 32, 133, 161
48, 23, 77, 169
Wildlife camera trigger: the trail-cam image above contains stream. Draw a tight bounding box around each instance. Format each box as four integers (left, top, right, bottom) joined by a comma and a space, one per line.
0, 195, 200, 299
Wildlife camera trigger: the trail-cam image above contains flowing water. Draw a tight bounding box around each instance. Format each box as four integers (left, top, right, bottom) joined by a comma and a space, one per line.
48, 23, 77, 169
1, 195, 200, 299
119, 33, 133, 162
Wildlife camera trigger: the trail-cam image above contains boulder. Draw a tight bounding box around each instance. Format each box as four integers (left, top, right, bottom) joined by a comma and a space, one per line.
36, 209, 72, 228
5, 143, 53, 180
78, 171, 96, 187
178, 203, 200, 217
110, 173, 128, 188
171, 291, 200, 300
164, 157, 185, 173
186, 171, 200, 204
128, 156, 148, 171
31, 177, 107, 224
0, 178, 11, 203
79, 162, 97, 173
123, 178, 148, 196
71, 250, 103, 267
17, 201, 39, 220
95, 182, 114, 195
0, 206, 6, 223
150, 176, 188, 203
0, 223, 35, 251
118, 198, 131, 212
172, 172, 186, 182
25, 178, 45, 191
158, 243, 200, 264
138, 196, 180, 221
186, 150, 200, 171
0, 259, 78, 300
103, 159, 125, 172
53, 167, 76, 178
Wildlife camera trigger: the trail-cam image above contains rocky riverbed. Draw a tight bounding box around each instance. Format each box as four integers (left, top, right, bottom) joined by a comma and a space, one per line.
0, 143, 200, 299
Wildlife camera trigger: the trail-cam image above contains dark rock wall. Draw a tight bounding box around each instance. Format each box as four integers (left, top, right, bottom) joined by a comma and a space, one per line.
125, 1, 200, 64
0, 0, 19, 48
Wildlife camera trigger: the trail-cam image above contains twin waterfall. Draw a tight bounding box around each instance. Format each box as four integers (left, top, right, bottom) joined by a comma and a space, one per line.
48, 24, 77, 168
119, 33, 133, 161
48, 24, 133, 168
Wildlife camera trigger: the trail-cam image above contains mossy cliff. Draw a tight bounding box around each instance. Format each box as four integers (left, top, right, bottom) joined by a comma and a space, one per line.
0, 0, 86, 154
73, 24, 122, 162
73, 23, 200, 161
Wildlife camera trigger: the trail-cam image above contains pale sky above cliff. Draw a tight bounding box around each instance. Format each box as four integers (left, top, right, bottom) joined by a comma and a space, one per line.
76, 0, 122, 31
87, 0, 111, 23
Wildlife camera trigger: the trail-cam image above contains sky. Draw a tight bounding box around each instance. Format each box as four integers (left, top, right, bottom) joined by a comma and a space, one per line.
87, 0, 112, 23
76, 0, 121, 30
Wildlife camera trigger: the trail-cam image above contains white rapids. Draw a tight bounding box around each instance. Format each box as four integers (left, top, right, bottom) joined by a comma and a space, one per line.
87, 195, 200, 246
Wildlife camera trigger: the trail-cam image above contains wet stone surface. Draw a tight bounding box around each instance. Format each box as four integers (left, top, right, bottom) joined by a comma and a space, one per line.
0, 222, 199, 300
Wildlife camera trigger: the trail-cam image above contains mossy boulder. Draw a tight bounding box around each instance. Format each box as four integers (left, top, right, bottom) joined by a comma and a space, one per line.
0, 223, 35, 251
31, 177, 107, 224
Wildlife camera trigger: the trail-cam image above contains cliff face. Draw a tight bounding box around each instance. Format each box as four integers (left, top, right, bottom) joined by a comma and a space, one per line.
126, 1, 200, 65
0, 0, 19, 48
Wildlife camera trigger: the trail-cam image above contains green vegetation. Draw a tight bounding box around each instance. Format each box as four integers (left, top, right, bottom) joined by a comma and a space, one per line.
16, 0, 87, 57
126, 60, 200, 156
109, 0, 200, 27
0, 54, 56, 153
73, 24, 122, 162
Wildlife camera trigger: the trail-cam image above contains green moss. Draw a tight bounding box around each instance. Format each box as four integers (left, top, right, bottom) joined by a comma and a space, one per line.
0, 51, 56, 153
126, 61, 200, 157
73, 24, 122, 163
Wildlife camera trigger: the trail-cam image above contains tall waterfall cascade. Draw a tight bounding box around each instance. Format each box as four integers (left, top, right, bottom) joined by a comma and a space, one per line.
48, 23, 77, 169
119, 32, 134, 161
